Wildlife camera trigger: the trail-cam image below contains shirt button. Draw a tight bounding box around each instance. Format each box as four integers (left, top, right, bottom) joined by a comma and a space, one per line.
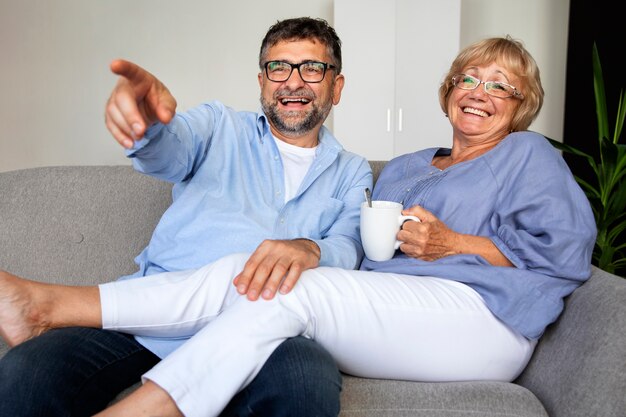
280, 218, 285, 224
274, 155, 279, 160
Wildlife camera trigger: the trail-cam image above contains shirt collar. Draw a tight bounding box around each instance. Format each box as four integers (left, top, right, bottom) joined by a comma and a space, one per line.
255, 108, 344, 156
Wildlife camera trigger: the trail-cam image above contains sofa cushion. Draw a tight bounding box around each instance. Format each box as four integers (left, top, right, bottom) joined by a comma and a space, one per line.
339, 377, 547, 417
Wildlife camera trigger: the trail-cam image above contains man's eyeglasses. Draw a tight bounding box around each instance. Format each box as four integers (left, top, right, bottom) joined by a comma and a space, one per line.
263, 61, 337, 83
452, 74, 524, 99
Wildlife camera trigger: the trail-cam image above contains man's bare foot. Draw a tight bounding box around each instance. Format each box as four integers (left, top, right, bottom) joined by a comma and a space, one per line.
0, 270, 50, 347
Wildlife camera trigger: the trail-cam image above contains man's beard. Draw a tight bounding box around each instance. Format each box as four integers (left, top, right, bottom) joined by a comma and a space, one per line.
261, 88, 333, 138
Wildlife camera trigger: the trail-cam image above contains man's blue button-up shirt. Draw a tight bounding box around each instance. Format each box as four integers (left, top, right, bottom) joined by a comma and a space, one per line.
121, 100, 372, 357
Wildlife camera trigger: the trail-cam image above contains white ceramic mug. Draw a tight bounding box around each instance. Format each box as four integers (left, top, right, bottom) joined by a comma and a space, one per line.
360, 201, 420, 262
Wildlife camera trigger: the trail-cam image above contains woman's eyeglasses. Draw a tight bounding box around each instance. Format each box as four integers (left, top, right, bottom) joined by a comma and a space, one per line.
452, 74, 524, 99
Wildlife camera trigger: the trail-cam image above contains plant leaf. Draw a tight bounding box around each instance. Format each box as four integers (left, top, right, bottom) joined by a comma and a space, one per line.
548, 44, 626, 277
593, 43, 610, 143
547, 138, 596, 166
574, 175, 601, 200
608, 219, 626, 244
614, 89, 626, 143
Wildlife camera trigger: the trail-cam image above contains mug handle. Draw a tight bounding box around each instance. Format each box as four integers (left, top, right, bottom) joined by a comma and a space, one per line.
394, 215, 420, 250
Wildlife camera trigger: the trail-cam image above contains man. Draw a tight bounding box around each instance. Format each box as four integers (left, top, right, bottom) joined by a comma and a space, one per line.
0, 17, 372, 416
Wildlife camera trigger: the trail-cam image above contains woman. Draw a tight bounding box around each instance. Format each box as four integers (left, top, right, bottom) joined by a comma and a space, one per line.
0, 37, 596, 417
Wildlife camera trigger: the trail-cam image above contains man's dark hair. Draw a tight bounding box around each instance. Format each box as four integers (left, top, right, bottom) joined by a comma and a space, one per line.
259, 17, 342, 74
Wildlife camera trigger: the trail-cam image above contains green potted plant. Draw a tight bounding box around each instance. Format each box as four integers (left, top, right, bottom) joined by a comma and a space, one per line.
548, 43, 626, 277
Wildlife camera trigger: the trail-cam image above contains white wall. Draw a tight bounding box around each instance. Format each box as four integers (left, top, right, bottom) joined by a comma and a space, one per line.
0, 0, 568, 172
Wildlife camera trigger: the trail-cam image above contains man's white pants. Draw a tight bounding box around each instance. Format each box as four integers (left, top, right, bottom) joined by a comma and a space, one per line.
100, 253, 534, 417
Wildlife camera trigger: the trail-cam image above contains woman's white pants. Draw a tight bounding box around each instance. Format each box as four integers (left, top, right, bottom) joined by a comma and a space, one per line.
99, 253, 534, 417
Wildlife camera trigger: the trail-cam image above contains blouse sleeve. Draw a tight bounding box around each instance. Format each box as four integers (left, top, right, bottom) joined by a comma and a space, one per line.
489, 133, 596, 280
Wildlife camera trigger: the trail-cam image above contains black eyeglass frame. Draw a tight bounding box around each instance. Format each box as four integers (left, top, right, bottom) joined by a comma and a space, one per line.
451, 73, 524, 99
263, 60, 337, 84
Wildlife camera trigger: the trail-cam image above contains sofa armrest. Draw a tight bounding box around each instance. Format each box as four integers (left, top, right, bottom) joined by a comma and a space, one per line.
515, 266, 626, 417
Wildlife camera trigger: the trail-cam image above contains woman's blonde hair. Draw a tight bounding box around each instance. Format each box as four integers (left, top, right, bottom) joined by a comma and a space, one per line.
438, 36, 544, 132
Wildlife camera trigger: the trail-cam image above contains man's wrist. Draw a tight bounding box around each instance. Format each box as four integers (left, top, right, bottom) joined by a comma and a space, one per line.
292, 238, 321, 261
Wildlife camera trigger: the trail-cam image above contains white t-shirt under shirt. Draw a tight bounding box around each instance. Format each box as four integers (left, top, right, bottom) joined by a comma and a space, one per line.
274, 137, 317, 202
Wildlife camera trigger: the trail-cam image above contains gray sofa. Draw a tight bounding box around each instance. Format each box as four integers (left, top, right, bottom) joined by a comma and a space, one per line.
1, 164, 625, 417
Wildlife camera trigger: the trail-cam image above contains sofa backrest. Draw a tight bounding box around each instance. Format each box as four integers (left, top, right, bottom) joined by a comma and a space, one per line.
0, 166, 171, 287
0, 162, 383, 285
